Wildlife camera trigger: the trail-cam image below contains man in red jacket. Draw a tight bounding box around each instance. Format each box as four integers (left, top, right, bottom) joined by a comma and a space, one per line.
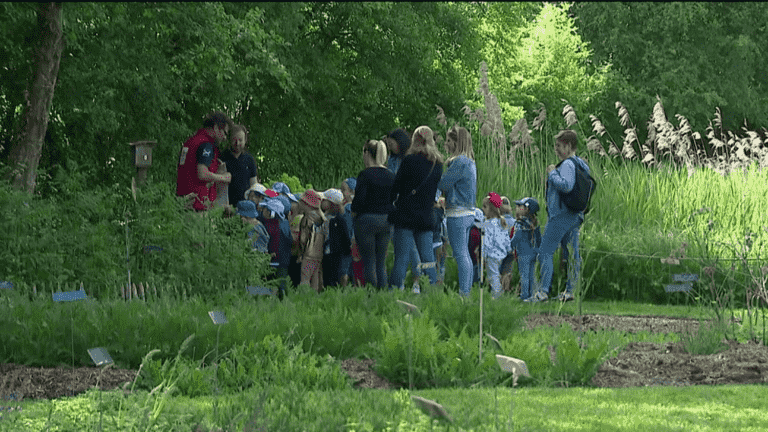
176, 112, 234, 211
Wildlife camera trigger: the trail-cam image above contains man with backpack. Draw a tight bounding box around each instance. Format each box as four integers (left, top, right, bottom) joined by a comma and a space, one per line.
528, 129, 596, 302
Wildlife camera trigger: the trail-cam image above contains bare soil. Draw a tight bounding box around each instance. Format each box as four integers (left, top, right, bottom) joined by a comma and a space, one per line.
3, 313, 767, 401
523, 313, 768, 388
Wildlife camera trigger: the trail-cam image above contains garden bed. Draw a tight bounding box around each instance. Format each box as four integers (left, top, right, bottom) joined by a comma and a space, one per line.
4, 312, 767, 401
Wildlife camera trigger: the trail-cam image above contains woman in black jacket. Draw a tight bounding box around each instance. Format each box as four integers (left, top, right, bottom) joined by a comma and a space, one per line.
351, 139, 396, 289
388, 126, 444, 290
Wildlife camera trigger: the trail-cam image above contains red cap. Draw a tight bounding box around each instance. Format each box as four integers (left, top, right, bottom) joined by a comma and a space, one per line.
488, 192, 502, 209
264, 189, 279, 198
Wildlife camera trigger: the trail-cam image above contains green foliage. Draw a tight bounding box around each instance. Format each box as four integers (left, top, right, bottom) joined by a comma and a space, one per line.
680, 319, 729, 356
135, 334, 351, 398
500, 329, 554, 380
0, 175, 274, 300
472, 2, 612, 133
2, 2, 482, 194
573, 2, 768, 138
263, 172, 311, 194
375, 310, 492, 389
549, 324, 612, 387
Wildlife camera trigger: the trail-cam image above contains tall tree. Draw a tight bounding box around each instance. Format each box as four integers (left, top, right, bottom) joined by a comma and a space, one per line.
6, 2, 63, 194
572, 2, 768, 135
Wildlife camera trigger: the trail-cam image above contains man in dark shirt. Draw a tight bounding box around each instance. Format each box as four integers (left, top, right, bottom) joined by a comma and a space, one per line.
220, 125, 259, 207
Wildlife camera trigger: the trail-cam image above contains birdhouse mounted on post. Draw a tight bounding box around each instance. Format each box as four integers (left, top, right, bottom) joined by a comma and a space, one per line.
129, 140, 157, 187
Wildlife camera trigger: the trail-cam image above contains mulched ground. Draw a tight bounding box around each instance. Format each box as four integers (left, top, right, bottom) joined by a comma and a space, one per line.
3, 313, 767, 401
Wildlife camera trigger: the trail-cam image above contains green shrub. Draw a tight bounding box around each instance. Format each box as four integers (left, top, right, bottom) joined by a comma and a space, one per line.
549, 324, 612, 387
680, 318, 729, 356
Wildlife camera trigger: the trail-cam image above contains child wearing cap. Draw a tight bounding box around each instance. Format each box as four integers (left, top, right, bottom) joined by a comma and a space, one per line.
481, 192, 513, 300
297, 190, 326, 292
339, 178, 356, 287
237, 200, 270, 254
299, 209, 325, 292
512, 197, 543, 302
245, 183, 277, 208
257, 198, 290, 299
321, 189, 350, 288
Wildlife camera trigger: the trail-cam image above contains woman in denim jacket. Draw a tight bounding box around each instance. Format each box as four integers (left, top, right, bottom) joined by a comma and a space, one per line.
438, 126, 477, 297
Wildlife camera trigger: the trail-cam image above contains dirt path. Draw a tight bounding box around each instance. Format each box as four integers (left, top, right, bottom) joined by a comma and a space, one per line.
3, 313, 767, 400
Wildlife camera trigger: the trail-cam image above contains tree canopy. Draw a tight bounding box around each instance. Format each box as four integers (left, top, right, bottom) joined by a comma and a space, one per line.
1, 2, 765, 196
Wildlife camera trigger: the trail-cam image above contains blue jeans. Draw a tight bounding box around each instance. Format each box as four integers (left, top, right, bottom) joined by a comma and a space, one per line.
518, 254, 537, 300
390, 227, 437, 288
354, 213, 391, 289
447, 215, 474, 296
540, 214, 582, 295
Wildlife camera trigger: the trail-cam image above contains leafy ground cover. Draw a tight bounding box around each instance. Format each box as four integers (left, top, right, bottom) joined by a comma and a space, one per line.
2, 288, 768, 431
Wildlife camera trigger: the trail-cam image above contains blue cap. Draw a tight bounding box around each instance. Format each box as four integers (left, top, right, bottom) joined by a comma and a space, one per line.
344, 177, 357, 191
271, 182, 291, 195
514, 197, 540, 214
274, 195, 292, 218
287, 193, 299, 203
237, 200, 260, 218
258, 198, 285, 219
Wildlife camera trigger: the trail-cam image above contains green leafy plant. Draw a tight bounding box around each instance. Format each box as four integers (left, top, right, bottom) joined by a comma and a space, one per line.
680, 318, 729, 356
549, 324, 611, 387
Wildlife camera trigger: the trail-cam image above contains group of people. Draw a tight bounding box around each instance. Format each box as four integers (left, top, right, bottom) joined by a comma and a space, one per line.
176, 112, 590, 302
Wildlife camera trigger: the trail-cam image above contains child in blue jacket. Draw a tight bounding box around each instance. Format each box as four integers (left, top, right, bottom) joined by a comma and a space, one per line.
512, 197, 542, 302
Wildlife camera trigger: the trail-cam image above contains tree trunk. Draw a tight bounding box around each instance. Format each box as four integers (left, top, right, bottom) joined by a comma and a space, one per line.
6, 3, 63, 194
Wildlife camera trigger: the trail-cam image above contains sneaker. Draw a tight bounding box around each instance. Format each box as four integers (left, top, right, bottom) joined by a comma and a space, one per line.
412, 283, 421, 294
556, 291, 574, 302
523, 291, 548, 303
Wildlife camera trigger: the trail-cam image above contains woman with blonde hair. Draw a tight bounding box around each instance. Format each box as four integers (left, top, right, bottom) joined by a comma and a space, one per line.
350, 139, 396, 289
388, 126, 444, 289
438, 125, 477, 297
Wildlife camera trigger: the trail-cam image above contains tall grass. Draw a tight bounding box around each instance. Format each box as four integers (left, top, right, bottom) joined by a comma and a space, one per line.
432, 61, 768, 305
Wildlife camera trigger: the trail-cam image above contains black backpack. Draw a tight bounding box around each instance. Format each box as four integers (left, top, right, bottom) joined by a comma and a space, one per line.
553, 156, 596, 215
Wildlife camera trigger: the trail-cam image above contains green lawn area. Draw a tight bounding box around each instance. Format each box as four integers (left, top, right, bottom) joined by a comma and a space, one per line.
5, 383, 768, 431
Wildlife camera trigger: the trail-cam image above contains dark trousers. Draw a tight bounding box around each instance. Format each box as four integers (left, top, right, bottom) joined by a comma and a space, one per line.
323, 253, 342, 287
288, 255, 301, 288
354, 213, 391, 289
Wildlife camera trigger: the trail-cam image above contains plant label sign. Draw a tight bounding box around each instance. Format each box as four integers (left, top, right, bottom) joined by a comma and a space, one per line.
53, 289, 87, 302
664, 284, 692, 293
672, 273, 698, 282
246, 286, 274, 296
0, 281, 13, 289
396, 300, 420, 316
495, 354, 532, 378
485, 332, 503, 351
411, 396, 453, 423
208, 310, 228, 325
87, 347, 113, 366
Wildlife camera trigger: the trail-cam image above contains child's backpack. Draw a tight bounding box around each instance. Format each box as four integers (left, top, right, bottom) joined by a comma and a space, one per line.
553, 156, 596, 214
327, 214, 351, 256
